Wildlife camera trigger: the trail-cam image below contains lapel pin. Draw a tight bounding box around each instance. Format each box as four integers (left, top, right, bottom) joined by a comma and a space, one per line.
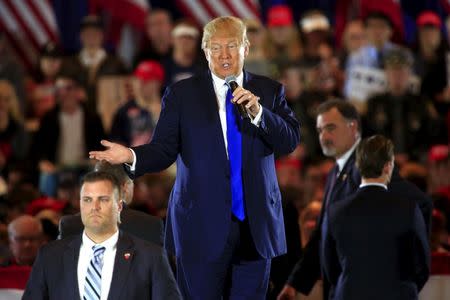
342, 173, 347, 181
124, 253, 131, 260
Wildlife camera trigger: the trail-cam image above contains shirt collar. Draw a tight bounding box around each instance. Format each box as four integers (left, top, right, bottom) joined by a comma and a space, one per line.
82, 229, 119, 251
80, 48, 106, 67
359, 182, 388, 190
336, 138, 361, 173
211, 71, 244, 92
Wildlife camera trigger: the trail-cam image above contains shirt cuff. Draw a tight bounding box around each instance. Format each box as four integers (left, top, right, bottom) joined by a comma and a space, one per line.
125, 148, 137, 171
250, 104, 263, 127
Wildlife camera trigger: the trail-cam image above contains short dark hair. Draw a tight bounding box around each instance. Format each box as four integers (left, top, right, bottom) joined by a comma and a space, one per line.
364, 11, 393, 28
55, 69, 83, 86
316, 99, 361, 133
81, 171, 121, 201
80, 15, 103, 31
94, 161, 131, 185
356, 135, 394, 178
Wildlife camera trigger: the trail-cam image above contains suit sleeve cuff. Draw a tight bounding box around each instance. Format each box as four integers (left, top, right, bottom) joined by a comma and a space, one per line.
250, 104, 263, 127
125, 148, 137, 171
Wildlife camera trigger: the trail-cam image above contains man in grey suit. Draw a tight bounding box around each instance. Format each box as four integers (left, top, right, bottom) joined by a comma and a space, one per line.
23, 171, 181, 300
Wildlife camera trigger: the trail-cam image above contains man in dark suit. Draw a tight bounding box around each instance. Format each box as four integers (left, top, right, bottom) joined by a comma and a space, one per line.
278, 100, 432, 299
58, 161, 164, 246
322, 135, 430, 299
23, 171, 181, 300
89, 16, 300, 298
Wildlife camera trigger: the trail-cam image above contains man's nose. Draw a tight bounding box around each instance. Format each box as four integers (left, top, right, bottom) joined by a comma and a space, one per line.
219, 48, 231, 58
319, 130, 328, 140
93, 200, 101, 210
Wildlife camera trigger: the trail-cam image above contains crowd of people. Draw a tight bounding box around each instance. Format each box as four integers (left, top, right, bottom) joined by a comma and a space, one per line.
0, 3, 450, 299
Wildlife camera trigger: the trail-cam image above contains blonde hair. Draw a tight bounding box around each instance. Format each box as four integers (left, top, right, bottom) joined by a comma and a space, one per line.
202, 16, 249, 50
0, 80, 22, 123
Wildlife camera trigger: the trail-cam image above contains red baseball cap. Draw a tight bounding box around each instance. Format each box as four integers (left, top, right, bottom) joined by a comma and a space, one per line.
267, 5, 294, 27
134, 60, 165, 83
417, 11, 442, 28
428, 145, 449, 162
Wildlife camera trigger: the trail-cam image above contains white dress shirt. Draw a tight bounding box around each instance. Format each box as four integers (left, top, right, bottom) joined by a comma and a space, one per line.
129, 71, 263, 168
359, 182, 388, 190
57, 107, 85, 167
336, 138, 361, 175
77, 230, 119, 300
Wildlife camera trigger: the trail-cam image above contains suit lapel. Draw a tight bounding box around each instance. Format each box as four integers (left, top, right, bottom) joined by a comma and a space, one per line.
63, 236, 82, 300
241, 71, 258, 161
202, 71, 230, 170
107, 231, 134, 300
329, 153, 356, 203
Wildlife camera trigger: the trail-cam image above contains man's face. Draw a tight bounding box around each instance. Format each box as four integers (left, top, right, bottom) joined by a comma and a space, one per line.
385, 65, 410, 95
316, 107, 358, 159
80, 180, 122, 236
345, 21, 366, 53
40, 57, 62, 78
146, 11, 172, 43
204, 29, 248, 79
138, 79, 162, 99
173, 35, 197, 55
418, 26, 441, 49
268, 25, 292, 46
366, 18, 392, 47
9, 223, 43, 266
280, 67, 303, 100
55, 78, 79, 110
80, 27, 104, 49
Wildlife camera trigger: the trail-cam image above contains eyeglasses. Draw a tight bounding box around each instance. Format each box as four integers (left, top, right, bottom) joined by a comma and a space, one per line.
208, 42, 241, 55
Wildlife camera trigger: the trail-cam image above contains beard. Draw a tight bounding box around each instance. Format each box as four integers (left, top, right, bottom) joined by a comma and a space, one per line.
321, 143, 336, 158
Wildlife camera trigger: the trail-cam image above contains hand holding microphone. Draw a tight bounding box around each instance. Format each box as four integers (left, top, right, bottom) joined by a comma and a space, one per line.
225, 76, 261, 119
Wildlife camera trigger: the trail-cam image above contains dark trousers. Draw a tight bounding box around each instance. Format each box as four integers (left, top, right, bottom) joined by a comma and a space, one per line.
176, 216, 271, 299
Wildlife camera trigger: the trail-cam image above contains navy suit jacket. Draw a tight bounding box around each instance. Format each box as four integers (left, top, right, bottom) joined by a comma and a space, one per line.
129, 70, 300, 261
23, 231, 181, 300
322, 186, 430, 300
58, 207, 164, 246
287, 150, 432, 295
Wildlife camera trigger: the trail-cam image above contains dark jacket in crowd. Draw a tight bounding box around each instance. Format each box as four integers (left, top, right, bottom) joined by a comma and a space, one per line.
30, 104, 105, 165
322, 185, 430, 300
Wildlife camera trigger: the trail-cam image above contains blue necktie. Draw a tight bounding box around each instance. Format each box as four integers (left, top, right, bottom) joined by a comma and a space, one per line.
226, 87, 245, 220
83, 245, 106, 300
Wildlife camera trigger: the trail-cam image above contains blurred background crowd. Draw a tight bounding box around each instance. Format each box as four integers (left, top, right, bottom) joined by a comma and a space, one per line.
0, 0, 450, 299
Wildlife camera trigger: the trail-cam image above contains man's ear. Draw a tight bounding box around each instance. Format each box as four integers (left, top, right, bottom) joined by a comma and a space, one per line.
118, 199, 123, 213
204, 49, 210, 62
382, 160, 393, 176
243, 44, 249, 58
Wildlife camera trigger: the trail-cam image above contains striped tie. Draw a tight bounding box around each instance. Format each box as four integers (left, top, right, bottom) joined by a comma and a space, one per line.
83, 245, 106, 300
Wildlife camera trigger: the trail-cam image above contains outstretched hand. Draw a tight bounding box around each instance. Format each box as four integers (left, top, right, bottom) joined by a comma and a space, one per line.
89, 140, 134, 165
277, 284, 296, 300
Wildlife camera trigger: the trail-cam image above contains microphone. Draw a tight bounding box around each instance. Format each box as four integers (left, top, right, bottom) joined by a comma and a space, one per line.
225, 76, 250, 119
